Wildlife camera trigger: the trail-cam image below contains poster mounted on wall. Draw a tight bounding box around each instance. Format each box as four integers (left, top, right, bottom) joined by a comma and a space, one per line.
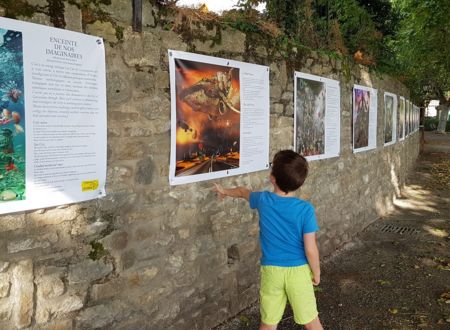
294, 72, 340, 161
168, 50, 270, 185
384, 92, 397, 146
398, 96, 405, 141
405, 99, 410, 136
413, 105, 420, 132
352, 85, 377, 153
0, 17, 106, 215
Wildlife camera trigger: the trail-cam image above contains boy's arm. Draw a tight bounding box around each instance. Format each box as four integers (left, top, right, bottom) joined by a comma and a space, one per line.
304, 232, 321, 286
213, 183, 250, 201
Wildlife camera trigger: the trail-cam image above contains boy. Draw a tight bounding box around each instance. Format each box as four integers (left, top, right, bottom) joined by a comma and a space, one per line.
214, 150, 323, 330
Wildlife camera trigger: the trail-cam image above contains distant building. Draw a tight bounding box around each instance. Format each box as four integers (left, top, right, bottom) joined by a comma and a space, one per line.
425, 99, 439, 117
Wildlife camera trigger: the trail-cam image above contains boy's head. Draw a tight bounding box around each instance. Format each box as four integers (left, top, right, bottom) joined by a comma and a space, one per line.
271, 150, 308, 194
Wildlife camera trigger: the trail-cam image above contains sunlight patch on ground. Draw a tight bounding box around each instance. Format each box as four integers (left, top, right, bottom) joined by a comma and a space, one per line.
393, 198, 438, 213
422, 225, 449, 238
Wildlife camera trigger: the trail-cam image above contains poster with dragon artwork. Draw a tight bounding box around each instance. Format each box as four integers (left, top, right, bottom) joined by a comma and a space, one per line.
384, 92, 397, 146
169, 50, 270, 185
0, 17, 106, 215
352, 85, 377, 153
294, 72, 340, 161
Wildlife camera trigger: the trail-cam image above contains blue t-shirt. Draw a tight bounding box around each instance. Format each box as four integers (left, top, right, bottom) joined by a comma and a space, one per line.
249, 191, 319, 267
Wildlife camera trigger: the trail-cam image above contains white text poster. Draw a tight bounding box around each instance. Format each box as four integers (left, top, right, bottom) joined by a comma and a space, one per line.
169, 50, 270, 185
294, 72, 340, 161
353, 85, 377, 153
0, 17, 106, 214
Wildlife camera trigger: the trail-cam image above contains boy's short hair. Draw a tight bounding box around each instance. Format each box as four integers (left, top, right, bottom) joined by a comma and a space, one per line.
271, 150, 308, 194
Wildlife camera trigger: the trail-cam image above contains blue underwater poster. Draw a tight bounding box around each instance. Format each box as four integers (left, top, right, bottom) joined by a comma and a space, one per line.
0, 28, 25, 202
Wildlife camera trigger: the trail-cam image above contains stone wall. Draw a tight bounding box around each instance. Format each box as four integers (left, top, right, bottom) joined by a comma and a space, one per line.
0, 1, 419, 329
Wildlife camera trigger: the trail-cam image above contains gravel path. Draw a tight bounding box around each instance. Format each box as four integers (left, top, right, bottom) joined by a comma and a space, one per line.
215, 132, 450, 329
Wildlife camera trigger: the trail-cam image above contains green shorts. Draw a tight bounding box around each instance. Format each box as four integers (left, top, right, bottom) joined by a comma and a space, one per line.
260, 265, 318, 325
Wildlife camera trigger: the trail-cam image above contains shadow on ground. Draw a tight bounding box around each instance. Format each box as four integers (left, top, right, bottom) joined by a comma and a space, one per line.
215, 132, 450, 330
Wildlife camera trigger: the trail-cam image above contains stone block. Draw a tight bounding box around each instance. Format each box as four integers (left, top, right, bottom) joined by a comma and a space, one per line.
85, 21, 118, 43
194, 29, 246, 53
17, 13, 51, 26
91, 279, 124, 301
140, 93, 171, 121
7, 238, 50, 253
0, 214, 26, 232
0, 273, 10, 298
68, 260, 113, 284
26, 207, 79, 227
37, 274, 65, 299
142, 1, 156, 29
134, 157, 154, 185
100, 1, 133, 25
0, 262, 9, 272
37, 319, 73, 330
272, 103, 284, 114
75, 301, 130, 329
0, 301, 12, 321
101, 230, 128, 251
12, 260, 33, 329
36, 294, 84, 324
64, 2, 82, 32
123, 29, 160, 67
106, 70, 132, 106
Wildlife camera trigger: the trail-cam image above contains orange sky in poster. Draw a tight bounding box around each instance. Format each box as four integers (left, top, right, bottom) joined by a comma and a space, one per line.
175, 59, 240, 150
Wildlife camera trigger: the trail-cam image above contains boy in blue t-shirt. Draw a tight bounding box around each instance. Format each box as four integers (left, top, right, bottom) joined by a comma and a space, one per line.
214, 150, 323, 330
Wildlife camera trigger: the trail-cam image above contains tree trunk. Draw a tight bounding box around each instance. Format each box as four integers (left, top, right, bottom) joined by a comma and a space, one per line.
437, 102, 449, 133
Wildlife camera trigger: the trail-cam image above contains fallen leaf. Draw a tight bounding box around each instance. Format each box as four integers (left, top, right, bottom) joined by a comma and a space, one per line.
389, 308, 398, 314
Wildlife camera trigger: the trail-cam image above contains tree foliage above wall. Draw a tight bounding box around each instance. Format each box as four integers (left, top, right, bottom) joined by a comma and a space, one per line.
234, 0, 449, 105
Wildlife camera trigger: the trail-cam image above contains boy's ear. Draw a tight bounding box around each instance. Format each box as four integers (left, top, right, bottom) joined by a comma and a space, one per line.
269, 174, 276, 185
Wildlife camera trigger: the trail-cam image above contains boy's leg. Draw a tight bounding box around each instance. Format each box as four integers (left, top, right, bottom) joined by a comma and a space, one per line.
259, 322, 277, 330
304, 316, 323, 330
259, 266, 287, 327
285, 265, 319, 326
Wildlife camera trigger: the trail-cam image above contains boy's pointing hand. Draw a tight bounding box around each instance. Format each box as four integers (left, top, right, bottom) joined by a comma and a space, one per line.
213, 183, 226, 199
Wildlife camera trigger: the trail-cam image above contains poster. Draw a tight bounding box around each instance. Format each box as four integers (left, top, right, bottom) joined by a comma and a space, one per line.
353, 85, 377, 152
169, 50, 270, 185
398, 96, 405, 141
0, 17, 106, 214
413, 105, 420, 132
384, 92, 397, 146
294, 72, 340, 161
405, 99, 410, 136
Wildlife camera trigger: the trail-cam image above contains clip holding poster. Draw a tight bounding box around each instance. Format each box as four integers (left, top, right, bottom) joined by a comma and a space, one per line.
168, 50, 270, 185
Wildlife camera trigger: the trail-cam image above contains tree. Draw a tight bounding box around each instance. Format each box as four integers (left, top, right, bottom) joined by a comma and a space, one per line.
391, 0, 450, 131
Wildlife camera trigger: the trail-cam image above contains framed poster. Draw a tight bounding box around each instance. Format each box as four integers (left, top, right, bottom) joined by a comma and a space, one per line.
398, 96, 405, 141
413, 105, 420, 132
384, 92, 397, 146
169, 50, 270, 185
294, 72, 340, 161
405, 99, 410, 136
352, 85, 377, 153
0, 17, 106, 215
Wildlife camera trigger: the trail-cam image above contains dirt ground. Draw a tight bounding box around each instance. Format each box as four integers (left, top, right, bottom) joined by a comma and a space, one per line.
215, 131, 450, 330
